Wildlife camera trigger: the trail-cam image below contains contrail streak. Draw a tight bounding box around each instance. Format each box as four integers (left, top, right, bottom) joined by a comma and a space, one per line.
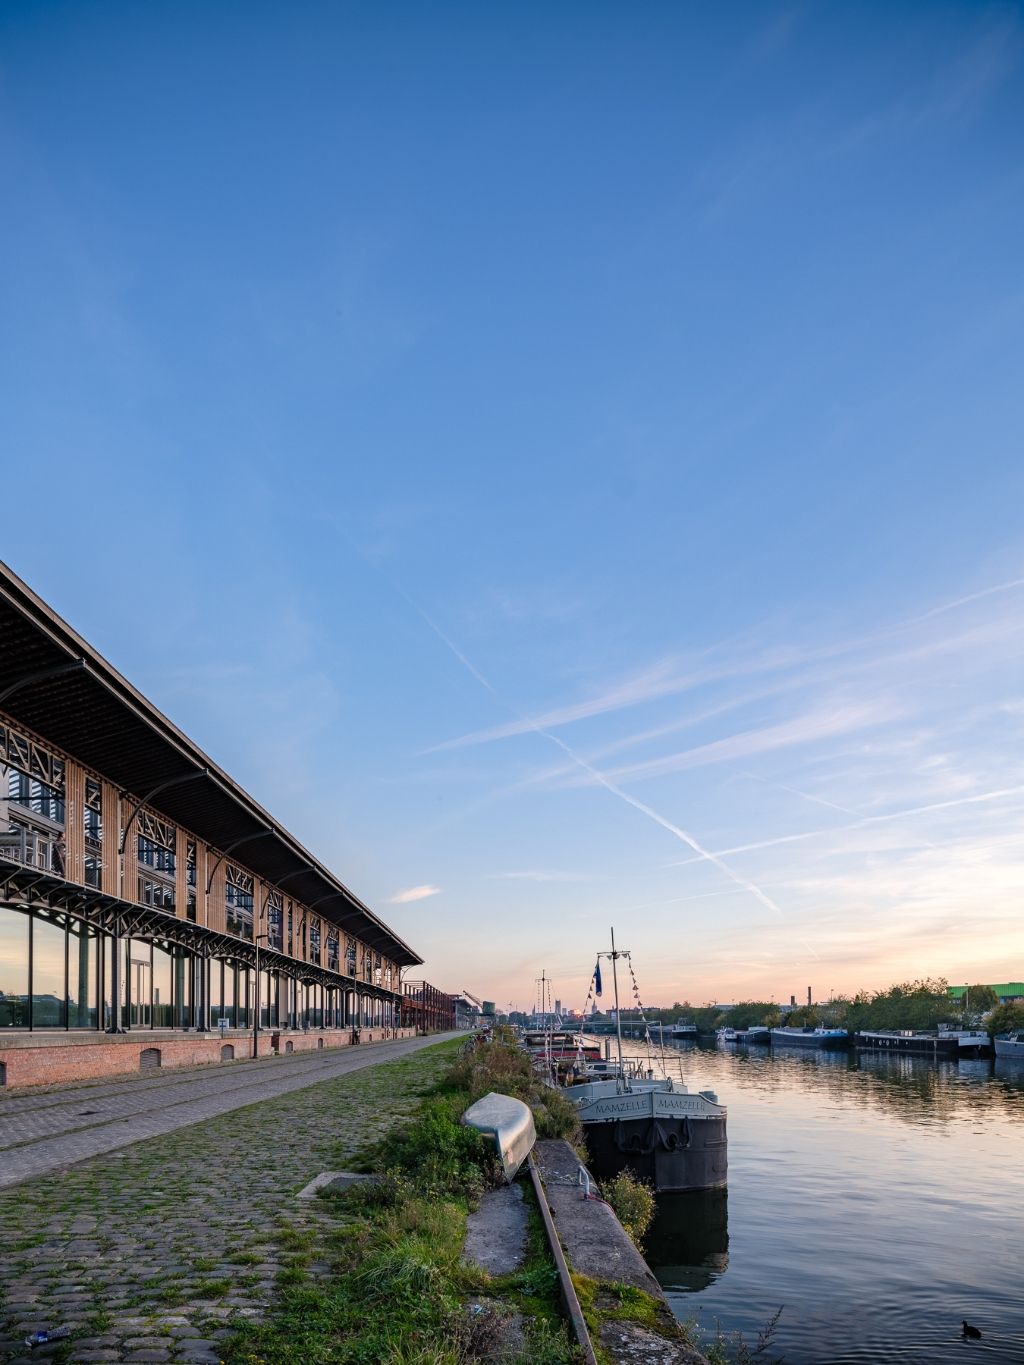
904, 576, 1024, 625
407, 595, 820, 957
668, 784, 1024, 865
738, 770, 861, 818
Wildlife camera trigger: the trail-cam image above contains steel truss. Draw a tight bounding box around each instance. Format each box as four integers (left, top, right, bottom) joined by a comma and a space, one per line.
0, 855, 401, 1003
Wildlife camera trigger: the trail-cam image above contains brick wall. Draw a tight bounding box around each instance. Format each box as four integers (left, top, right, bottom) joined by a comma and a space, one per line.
0, 1027, 417, 1088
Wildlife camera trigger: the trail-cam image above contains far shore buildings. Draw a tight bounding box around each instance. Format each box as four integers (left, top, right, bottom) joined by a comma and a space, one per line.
0, 562, 455, 1087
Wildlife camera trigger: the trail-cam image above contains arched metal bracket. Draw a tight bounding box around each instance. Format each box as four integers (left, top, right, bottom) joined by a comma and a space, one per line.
0, 657, 87, 707
118, 769, 210, 855
204, 827, 273, 895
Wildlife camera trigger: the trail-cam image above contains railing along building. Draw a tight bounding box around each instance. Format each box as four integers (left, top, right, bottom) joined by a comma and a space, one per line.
401, 981, 456, 1033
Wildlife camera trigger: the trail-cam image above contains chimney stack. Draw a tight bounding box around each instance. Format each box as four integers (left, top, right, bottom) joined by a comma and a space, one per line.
807, 986, 812, 1007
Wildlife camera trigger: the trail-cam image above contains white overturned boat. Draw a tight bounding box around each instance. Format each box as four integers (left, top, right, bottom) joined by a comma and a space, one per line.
462, 1091, 536, 1181
994, 1032, 1024, 1060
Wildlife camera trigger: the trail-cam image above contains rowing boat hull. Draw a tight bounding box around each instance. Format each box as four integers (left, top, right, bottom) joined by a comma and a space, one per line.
462, 1091, 536, 1181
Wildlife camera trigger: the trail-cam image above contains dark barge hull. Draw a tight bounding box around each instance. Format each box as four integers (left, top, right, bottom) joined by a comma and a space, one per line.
854, 1033, 959, 1057
584, 1114, 728, 1192
771, 1031, 848, 1050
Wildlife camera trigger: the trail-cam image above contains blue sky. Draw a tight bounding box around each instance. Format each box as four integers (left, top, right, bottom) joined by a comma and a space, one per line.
3, 1, 1023, 1010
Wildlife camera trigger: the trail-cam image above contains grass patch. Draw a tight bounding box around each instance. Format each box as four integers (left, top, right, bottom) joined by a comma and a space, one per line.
193, 1277, 231, 1299
221, 1036, 581, 1364
601, 1171, 655, 1249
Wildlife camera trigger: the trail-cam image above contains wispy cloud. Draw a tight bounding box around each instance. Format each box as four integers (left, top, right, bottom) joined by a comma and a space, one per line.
487, 870, 608, 884
386, 885, 441, 904
737, 770, 862, 819
422, 660, 695, 753
404, 595, 807, 939
568, 702, 897, 787
903, 575, 1024, 626
669, 784, 1024, 866
424, 576, 1024, 758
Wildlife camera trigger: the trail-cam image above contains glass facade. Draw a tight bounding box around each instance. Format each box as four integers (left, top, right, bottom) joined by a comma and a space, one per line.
68, 917, 98, 1027
0, 802, 398, 1036
0, 907, 29, 1028
32, 911, 67, 1028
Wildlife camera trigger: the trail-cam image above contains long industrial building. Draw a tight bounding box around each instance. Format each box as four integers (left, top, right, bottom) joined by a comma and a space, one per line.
0, 562, 436, 1087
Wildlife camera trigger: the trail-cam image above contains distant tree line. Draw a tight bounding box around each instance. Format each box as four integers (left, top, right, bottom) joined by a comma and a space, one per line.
620, 979, 1021, 1035
988, 1001, 1024, 1036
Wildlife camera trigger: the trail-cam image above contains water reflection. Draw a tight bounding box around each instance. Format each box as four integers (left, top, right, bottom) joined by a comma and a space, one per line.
646, 1189, 729, 1293
623, 1042, 1024, 1364
658, 1038, 1024, 1125
995, 1057, 1024, 1089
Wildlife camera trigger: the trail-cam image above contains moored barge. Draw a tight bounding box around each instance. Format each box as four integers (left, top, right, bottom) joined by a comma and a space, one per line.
854, 1030, 959, 1057
994, 1032, 1024, 1060
567, 1076, 727, 1192
771, 1026, 848, 1050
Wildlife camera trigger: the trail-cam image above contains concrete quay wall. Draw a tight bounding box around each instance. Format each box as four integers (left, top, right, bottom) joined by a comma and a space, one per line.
533, 1139, 710, 1365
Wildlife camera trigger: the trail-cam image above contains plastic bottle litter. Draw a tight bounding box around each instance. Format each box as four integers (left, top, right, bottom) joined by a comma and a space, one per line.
25, 1326, 73, 1348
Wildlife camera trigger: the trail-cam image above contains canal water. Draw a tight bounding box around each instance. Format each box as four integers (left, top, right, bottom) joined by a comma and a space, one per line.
627, 1041, 1024, 1364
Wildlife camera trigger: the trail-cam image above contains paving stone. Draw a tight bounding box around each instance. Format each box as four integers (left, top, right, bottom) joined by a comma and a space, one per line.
0, 1036, 457, 1361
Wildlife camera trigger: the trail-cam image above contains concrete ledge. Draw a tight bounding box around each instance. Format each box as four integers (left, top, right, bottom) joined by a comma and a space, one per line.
533, 1140, 709, 1365
533, 1139, 662, 1294
297, 1170, 376, 1200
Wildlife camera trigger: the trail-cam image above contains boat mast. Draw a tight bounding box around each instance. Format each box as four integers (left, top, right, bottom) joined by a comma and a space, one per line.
610, 926, 625, 1080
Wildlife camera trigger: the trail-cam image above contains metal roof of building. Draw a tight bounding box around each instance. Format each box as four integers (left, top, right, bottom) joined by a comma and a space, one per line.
0, 560, 422, 967
947, 984, 1024, 998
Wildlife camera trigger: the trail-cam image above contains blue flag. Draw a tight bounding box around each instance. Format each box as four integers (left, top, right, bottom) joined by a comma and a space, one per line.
594, 959, 603, 997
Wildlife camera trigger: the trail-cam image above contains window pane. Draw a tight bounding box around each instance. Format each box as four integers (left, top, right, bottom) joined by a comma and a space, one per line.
0, 906, 29, 1028
32, 911, 66, 1028
153, 944, 174, 1028
67, 918, 98, 1028
210, 960, 223, 1021
128, 940, 151, 1029
222, 964, 235, 1027
237, 968, 250, 1027
174, 950, 190, 1028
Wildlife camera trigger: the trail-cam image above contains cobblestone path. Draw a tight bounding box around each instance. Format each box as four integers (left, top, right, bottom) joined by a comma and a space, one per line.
0, 1034, 458, 1190
0, 1035, 461, 1365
